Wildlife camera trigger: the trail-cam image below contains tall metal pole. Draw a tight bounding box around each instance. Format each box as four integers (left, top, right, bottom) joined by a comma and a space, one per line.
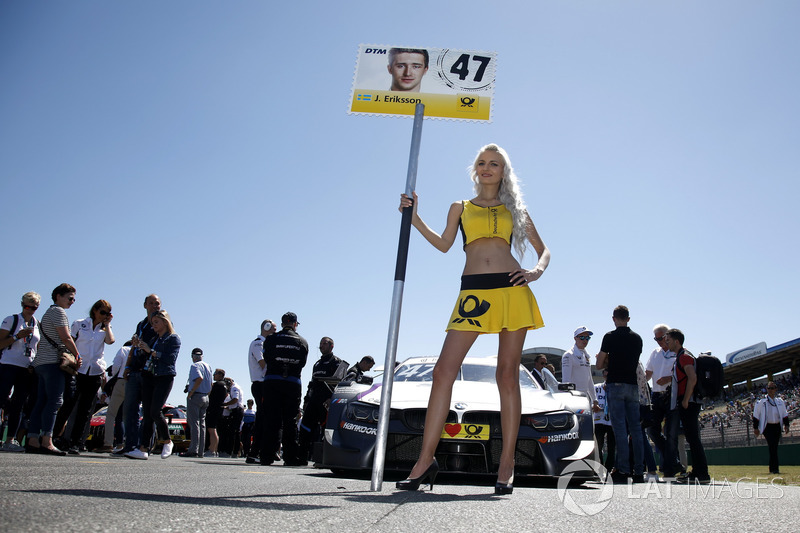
371, 103, 425, 491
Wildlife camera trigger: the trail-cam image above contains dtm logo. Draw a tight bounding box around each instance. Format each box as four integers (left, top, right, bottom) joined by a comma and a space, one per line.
340, 421, 377, 436
537, 431, 579, 444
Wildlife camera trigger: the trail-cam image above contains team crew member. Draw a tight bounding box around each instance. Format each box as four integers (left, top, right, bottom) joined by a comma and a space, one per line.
0, 291, 41, 452
396, 144, 550, 495
246, 319, 275, 464
297, 337, 348, 465
561, 326, 596, 404
753, 381, 791, 474
55, 299, 115, 454
345, 356, 375, 384
262, 312, 308, 466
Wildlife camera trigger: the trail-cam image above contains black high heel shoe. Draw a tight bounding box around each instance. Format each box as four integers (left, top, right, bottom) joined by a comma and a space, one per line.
495, 474, 514, 495
396, 459, 439, 491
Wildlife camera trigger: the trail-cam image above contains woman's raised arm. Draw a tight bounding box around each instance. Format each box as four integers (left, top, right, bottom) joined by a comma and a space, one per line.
400, 192, 463, 253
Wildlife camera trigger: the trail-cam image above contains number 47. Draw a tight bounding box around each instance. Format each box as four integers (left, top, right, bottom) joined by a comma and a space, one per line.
449, 54, 491, 82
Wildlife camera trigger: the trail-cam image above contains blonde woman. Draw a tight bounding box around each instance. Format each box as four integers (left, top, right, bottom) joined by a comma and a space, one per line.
396, 144, 550, 494
126, 310, 180, 460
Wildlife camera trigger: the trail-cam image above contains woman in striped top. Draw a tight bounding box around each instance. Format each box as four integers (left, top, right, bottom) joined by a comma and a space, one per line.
26, 283, 82, 455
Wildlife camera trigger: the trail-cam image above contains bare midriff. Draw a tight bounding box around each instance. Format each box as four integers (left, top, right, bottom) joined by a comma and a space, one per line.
462, 238, 519, 276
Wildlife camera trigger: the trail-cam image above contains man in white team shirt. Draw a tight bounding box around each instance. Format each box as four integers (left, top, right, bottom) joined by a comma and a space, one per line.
644, 323, 680, 478
245, 319, 276, 464
561, 326, 597, 406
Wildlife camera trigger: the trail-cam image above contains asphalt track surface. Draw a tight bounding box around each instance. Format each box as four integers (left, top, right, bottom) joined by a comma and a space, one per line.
0, 451, 796, 532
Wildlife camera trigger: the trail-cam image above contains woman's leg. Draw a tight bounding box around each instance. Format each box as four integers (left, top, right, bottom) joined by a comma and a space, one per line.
53, 375, 76, 440
26, 367, 48, 447
39, 365, 66, 441
495, 328, 526, 483
208, 428, 219, 453
140, 374, 155, 451
151, 376, 174, 442
407, 330, 479, 479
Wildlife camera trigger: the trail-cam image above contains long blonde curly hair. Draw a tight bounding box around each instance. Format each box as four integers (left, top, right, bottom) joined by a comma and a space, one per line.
469, 143, 529, 259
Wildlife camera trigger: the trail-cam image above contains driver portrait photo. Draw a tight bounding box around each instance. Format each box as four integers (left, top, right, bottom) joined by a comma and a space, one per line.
387, 47, 429, 92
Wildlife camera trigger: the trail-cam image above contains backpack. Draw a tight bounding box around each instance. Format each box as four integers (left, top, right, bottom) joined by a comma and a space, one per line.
0, 315, 20, 359
695, 354, 724, 399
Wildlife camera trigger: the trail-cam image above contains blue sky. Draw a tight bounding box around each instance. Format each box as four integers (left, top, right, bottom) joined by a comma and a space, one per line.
1, 1, 798, 407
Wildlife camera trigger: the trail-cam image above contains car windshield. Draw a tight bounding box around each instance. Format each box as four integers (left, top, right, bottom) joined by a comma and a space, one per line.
395, 362, 538, 390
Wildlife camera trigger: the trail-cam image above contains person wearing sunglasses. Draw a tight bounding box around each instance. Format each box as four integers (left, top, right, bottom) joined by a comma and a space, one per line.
53, 299, 115, 454
27, 283, 81, 455
0, 292, 42, 452
644, 324, 680, 479
753, 381, 791, 474
561, 326, 597, 407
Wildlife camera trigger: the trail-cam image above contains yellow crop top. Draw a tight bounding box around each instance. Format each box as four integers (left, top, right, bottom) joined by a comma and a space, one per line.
458, 200, 513, 247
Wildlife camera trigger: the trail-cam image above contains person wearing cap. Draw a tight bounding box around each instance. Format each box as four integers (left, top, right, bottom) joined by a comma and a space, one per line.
181, 348, 213, 458
561, 327, 596, 406
245, 319, 276, 464
262, 312, 308, 466
297, 337, 349, 465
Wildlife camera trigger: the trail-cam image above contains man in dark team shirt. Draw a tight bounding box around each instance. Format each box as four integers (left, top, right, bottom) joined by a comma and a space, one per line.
596, 305, 644, 483
261, 312, 308, 466
297, 337, 348, 465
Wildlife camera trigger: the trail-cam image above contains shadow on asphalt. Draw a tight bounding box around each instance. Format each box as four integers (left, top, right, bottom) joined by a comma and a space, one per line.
306, 470, 604, 491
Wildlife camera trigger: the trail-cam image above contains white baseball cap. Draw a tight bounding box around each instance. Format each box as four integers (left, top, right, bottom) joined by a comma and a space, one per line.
573, 326, 593, 337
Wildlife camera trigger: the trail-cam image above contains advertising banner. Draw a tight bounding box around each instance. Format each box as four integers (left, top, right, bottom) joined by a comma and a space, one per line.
726, 342, 768, 365
349, 44, 497, 121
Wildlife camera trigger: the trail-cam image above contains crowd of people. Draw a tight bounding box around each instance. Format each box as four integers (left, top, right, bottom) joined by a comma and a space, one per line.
0, 284, 794, 483
2, 143, 793, 497
0, 285, 377, 464
582, 319, 796, 482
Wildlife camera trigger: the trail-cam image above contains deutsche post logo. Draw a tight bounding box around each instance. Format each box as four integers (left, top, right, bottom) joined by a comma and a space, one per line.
451, 295, 490, 327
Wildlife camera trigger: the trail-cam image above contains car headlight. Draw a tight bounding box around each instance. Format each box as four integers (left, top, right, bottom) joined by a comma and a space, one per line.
345, 403, 379, 424
522, 411, 575, 431
527, 415, 549, 430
